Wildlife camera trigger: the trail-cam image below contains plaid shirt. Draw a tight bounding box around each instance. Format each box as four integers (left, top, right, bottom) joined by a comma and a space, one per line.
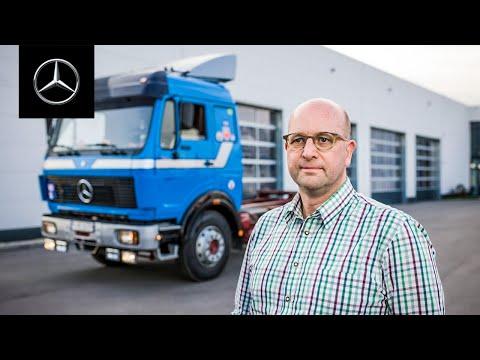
233, 177, 445, 315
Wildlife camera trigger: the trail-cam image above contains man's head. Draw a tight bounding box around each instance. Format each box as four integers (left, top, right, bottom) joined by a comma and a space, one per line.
285, 98, 356, 196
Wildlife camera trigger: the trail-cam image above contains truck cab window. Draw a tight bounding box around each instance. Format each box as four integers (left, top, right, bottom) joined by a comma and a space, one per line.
161, 100, 176, 149
180, 102, 206, 140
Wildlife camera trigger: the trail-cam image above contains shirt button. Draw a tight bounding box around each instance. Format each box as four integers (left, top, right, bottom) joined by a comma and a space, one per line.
293, 261, 299, 267
285, 296, 290, 302
304, 230, 309, 235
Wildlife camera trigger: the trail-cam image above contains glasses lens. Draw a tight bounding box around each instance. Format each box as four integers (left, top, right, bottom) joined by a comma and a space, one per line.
314, 133, 335, 150
288, 134, 306, 149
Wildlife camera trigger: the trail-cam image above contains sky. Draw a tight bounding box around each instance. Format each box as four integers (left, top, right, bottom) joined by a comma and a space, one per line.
323, 45, 480, 107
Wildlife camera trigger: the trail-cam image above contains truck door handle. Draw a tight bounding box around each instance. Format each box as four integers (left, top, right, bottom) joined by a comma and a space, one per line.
204, 160, 214, 166
180, 145, 191, 150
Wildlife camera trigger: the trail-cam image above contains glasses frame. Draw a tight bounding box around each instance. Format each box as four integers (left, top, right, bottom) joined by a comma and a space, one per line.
282, 131, 350, 151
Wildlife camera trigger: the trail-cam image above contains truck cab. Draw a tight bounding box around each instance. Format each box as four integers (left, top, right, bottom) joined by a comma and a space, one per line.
39, 54, 244, 281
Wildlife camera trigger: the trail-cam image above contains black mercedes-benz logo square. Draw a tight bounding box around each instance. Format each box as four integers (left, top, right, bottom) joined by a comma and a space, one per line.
19, 45, 94, 118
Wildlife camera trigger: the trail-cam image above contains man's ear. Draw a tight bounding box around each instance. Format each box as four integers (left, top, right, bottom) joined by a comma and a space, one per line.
345, 140, 357, 167
284, 142, 288, 151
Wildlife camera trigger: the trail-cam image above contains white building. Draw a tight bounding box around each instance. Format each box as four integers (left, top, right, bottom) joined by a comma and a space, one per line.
0, 45, 476, 240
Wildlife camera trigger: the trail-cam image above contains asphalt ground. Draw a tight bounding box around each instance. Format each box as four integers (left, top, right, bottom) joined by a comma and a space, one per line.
0, 198, 478, 314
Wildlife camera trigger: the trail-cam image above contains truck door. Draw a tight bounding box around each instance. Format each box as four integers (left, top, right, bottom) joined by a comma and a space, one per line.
155, 97, 216, 220
157, 97, 214, 161
176, 99, 214, 161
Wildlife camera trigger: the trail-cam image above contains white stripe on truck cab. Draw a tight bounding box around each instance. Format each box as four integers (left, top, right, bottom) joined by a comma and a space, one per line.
43, 159, 76, 169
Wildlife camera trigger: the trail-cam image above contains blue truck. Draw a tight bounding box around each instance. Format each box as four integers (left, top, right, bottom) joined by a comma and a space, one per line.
38, 54, 293, 281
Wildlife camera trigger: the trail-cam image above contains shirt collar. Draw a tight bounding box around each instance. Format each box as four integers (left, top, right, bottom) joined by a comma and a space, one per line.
284, 177, 356, 227
284, 192, 304, 222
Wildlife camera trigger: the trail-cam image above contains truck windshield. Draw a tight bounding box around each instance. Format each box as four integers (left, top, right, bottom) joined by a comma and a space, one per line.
50, 99, 154, 154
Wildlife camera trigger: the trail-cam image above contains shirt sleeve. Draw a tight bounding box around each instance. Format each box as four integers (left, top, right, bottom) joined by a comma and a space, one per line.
382, 217, 445, 315
231, 217, 262, 315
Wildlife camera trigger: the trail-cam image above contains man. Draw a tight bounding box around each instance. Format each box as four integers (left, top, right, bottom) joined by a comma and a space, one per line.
233, 98, 445, 315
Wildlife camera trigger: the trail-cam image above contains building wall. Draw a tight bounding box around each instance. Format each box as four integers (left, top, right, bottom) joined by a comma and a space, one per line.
0, 46, 48, 232
0, 45, 472, 232
469, 106, 480, 121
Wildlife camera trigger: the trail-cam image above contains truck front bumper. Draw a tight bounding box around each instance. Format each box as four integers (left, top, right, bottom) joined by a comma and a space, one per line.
41, 215, 181, 261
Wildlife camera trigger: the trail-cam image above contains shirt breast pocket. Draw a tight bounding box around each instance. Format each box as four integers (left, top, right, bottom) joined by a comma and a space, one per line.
248, 255, 286, 309
314, 265, 383, 314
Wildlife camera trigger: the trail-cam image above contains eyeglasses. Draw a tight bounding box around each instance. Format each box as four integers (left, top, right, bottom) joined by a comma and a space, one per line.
282, 132, 349, 151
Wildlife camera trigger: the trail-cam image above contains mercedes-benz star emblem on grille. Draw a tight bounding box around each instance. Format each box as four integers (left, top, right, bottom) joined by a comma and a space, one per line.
77, 179, 93, 204
33, 58, 80, 105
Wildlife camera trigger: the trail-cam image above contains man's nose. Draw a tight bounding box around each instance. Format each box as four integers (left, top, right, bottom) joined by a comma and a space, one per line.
301, 138, 318, 159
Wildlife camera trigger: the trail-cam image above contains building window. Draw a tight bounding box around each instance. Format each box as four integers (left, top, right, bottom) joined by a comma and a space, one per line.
371, 127, 405, 204
416, 136, 440, 200
237, 104, 282, 199
346, 123, 357, 190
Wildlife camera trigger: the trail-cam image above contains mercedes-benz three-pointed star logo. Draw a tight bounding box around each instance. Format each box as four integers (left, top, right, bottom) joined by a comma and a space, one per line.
33, 58, 80, 105
77, 179, 93, 204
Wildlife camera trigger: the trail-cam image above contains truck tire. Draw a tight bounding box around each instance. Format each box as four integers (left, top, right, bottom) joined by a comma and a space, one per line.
91, 248, 126, 267
179, 210, 231, 281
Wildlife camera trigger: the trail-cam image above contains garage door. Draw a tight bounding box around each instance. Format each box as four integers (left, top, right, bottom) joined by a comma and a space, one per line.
416, 136, 440, 200
237, 104, 282, 199
371, 128, 405, 204
346, 123, 357, 190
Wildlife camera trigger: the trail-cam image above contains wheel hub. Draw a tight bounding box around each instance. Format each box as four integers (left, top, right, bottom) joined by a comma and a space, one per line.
195, 225, 225, 268
209, 239, 219, 254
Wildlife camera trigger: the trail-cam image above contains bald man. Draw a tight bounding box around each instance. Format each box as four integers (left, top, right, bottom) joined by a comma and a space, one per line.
233, 98, 445, 315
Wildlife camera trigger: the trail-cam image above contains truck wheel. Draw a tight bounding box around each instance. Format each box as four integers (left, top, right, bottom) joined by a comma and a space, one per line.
179, 210, 231, 281
91, 248, 125, 267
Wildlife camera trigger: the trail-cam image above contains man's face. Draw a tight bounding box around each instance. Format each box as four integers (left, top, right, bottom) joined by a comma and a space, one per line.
285, 102, 356, 194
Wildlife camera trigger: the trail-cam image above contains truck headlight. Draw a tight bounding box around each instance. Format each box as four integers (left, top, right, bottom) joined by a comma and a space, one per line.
117, 230, 139, 245
42, 221, 57, 234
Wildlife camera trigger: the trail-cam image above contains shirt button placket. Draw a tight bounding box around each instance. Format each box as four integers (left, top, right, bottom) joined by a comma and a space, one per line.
303, 219, 310, 236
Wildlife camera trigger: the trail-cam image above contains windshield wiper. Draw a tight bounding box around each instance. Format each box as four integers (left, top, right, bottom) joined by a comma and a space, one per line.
88, 143, 128, 155
50, 145, 80, 156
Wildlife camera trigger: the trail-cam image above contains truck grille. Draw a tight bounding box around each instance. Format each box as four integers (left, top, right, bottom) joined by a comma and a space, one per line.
47, 176, 137, 208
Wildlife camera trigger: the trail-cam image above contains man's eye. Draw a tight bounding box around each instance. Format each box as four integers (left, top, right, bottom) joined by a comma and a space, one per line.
318, 137, 329, 143
292, 137, 305, 144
